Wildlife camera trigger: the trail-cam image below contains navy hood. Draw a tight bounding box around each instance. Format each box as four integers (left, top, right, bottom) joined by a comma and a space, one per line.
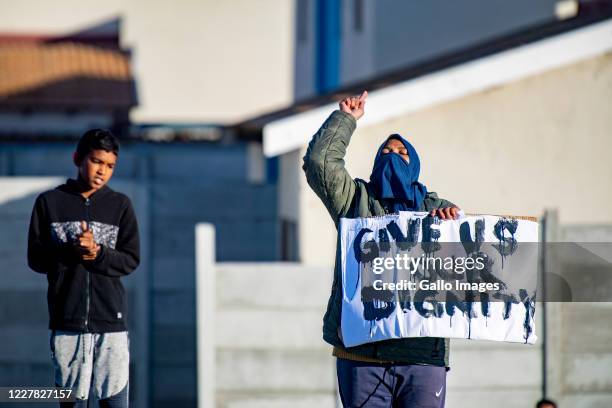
368, 134, 427, 212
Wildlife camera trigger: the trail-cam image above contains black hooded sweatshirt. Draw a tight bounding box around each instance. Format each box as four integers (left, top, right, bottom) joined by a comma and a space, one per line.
27, 179, 140, 333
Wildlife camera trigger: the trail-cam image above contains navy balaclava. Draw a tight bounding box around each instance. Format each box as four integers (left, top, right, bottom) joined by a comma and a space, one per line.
368, 134, 427, 212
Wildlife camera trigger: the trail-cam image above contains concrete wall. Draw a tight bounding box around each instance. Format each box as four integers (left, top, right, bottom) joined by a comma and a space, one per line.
545, 301, 612, 407
296, 51, 612, 266
193, 219, 612, 408
0, 0, 295, 123
195, 231, 543, 408
543, 214, 612, 407
211, 262, 337, 408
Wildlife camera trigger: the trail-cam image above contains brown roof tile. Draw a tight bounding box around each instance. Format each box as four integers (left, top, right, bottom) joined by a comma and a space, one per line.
0, 41, 135, 108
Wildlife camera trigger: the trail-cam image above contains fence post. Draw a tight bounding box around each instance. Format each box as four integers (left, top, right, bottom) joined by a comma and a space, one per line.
542, 209, 562, 401
196, 224, 216, 408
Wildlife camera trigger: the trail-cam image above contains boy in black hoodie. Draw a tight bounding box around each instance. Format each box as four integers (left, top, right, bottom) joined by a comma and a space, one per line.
28, 129, 140, 407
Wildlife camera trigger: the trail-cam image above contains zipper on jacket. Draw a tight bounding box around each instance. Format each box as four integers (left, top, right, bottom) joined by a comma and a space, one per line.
84, 198, 91, 332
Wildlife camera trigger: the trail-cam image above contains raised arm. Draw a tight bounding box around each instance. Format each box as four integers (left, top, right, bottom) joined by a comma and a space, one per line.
302, 91, 367, 225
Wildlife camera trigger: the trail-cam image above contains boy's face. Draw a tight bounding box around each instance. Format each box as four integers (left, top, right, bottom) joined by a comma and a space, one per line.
76, 149, 117, 190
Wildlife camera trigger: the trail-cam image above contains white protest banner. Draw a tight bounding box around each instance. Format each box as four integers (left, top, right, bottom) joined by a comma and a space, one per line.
339, 211, 539, 347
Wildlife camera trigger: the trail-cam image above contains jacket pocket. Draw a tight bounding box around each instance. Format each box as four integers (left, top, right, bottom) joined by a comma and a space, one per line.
91, 275, 126, 322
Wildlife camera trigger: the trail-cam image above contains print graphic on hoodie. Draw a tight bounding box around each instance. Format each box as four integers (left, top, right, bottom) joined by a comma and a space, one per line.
51, 221, 119, 249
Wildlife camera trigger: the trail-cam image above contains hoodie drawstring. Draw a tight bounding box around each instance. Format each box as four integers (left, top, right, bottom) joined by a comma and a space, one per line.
80, 333, 94, 364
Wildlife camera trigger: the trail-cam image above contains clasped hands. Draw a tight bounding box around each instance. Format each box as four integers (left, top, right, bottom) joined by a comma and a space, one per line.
75, 221, 100, 261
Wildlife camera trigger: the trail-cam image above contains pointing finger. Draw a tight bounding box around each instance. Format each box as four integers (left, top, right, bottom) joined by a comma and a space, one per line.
359, 90, 368, 102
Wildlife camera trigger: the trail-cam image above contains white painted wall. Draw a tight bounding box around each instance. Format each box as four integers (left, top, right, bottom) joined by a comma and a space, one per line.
294, 51, 612, 266
0, 0, 295, 123
265, 19, 612, 157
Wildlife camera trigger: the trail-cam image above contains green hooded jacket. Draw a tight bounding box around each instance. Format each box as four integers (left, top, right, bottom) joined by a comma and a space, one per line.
303, 110, 455, 366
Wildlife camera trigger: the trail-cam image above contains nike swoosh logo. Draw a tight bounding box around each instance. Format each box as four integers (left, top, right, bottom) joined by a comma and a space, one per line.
435, 386, 444, 397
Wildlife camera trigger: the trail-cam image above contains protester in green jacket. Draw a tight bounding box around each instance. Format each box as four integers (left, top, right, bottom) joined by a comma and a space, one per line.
303, 91, 459, 407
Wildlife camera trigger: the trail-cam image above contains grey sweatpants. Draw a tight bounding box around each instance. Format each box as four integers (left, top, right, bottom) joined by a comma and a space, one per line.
50, 330, 129, 405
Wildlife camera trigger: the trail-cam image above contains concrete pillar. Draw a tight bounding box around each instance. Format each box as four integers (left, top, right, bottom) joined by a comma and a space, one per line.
196, 224, 216, 408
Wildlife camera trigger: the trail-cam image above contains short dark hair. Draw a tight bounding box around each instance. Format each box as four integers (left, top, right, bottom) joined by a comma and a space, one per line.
536, 398, 557, 408
75, 129, 120, 162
